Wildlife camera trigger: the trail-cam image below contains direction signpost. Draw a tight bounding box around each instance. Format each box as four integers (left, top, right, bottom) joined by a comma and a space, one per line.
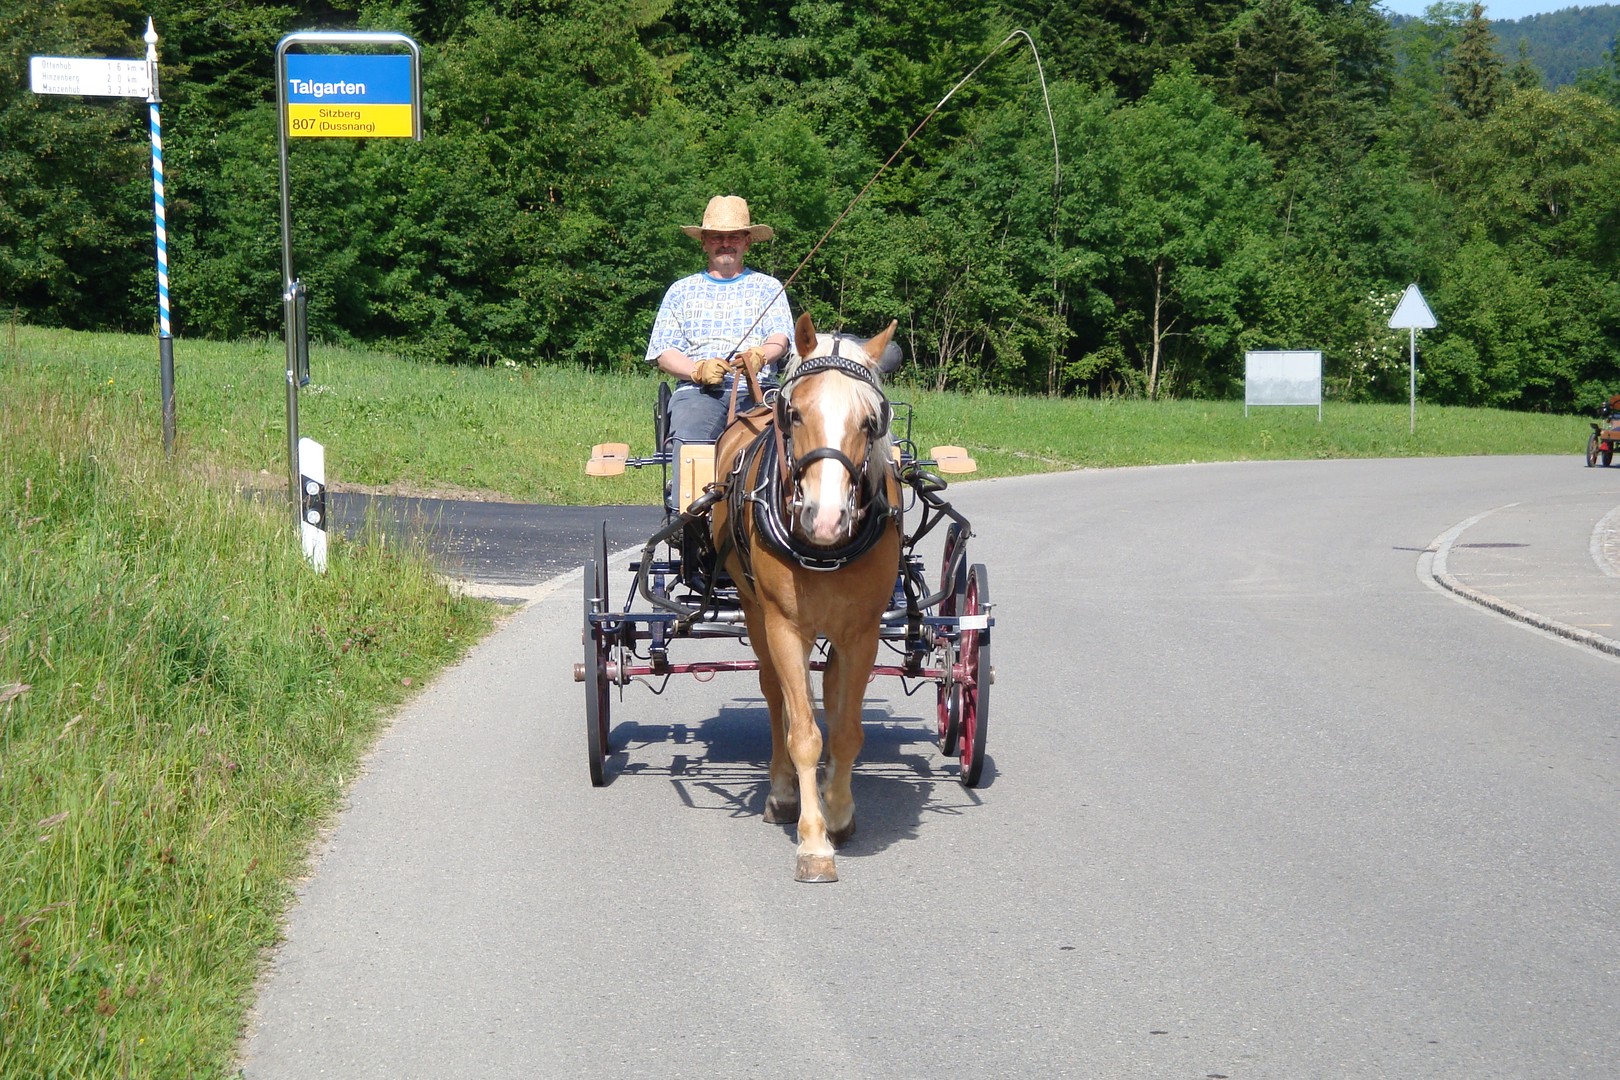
1389, 283, 1437, 435
30, 20, 176, 455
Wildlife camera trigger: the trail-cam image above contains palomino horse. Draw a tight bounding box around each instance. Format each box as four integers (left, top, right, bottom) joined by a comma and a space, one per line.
710, 312, 902, 882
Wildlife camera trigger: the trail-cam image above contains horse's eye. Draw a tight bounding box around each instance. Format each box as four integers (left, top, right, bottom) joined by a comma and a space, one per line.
787, 408, 803, 427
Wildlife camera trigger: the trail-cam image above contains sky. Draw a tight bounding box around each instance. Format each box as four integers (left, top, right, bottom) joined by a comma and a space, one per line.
1378, 1, 1599, 16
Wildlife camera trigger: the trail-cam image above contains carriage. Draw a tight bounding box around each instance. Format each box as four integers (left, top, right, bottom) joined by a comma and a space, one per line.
1587, 395, 1620, 467
573, 316, 993, 878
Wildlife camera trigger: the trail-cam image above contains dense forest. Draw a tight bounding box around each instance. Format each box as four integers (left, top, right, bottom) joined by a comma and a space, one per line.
3, 0, 1619, 409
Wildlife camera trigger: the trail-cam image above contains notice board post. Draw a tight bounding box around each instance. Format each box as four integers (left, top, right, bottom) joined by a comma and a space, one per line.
273, 31, 421, 539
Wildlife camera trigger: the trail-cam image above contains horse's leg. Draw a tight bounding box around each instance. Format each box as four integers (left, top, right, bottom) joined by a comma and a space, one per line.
757, 645, 799, 824
759, 612, 835, 882
821, 636, 874, 848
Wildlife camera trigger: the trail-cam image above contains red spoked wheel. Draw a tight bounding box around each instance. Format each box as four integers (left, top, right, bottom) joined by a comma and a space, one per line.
1587, 432, 1600, 467
956, 563, 990, 787
583, 557, 613, 786
936, 522, 968, 755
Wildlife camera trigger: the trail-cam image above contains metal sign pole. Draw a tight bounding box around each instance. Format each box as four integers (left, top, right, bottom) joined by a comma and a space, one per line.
274, 31, 422, 526
1409, 327, 1417, 435
1388, 283, 1436, 437
144, 20, 175, 456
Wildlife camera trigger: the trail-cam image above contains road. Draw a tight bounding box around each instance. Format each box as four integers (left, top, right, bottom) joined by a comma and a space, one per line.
244, 456, 1620, 1079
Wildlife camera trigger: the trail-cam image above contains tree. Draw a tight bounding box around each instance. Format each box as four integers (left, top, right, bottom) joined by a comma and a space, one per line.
1219, 0, 1337, 161
1445, 3, 1504, 119
1082, 68, 1272, 398
1431, 86, 1620, 409
0, 3, 154, 330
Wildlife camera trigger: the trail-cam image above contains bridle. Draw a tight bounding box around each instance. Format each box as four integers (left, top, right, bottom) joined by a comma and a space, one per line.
720, 336, 898, 582
773, 338, 894, 530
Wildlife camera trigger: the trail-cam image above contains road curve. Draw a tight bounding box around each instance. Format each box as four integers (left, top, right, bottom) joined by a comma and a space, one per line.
243, 456, 1620, 1080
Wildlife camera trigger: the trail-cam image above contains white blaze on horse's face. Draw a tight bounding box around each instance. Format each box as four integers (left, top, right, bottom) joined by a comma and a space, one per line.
801, 372, 857, 544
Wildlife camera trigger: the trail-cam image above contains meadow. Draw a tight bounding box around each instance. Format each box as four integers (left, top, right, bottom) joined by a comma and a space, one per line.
0, 323, 1595, 1077
9, 325, 1593, 508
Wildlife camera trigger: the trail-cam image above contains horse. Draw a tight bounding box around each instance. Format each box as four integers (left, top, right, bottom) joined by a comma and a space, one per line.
710, 311, 902, 882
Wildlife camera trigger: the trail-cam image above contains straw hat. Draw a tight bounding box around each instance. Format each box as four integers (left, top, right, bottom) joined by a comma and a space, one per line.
681, 195, 775, 241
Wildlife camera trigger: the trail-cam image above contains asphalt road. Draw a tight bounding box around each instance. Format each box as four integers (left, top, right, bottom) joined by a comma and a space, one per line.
244, 457, 1620, 1079
327, 492, 663, 602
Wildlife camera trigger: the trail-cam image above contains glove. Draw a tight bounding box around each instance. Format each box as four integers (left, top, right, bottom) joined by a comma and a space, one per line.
739, 346, 769, 378
691, 357, 729, 385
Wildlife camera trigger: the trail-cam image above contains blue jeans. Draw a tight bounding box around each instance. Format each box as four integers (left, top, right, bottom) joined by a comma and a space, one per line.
666, 380, 766, 446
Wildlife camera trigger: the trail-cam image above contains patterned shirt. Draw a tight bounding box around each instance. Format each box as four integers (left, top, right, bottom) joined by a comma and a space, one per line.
645, 268, 794, 383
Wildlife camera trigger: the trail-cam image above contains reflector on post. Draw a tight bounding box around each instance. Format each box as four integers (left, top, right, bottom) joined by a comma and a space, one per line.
299, 437, 328, 572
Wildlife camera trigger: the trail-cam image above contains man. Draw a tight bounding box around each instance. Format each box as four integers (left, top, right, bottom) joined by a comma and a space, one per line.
645, 195, 794, 449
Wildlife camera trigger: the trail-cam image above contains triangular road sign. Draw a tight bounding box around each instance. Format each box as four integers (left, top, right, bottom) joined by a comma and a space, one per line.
1389, 283, 1437, 329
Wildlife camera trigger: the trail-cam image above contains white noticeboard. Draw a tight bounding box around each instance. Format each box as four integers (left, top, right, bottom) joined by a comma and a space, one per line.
30, 56, 152, 98
1245, 350, 1322, 420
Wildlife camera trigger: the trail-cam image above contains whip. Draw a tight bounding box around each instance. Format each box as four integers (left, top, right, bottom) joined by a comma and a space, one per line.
724, 28, 1061, 362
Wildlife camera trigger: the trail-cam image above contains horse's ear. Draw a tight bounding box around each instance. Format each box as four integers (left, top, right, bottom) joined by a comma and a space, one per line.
862, 320, 898, 371
794, 311, 818, 359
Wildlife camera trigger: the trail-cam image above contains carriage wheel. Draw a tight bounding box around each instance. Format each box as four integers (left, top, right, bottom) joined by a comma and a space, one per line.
957, 563, 990, 787
1605, 443, 1614, 467
1587, 433, 1601, 467
936, 523, 968, 754
583, 558, 613, 786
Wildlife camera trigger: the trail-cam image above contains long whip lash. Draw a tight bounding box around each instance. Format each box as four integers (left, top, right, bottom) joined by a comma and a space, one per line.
725, 28, 1061, 361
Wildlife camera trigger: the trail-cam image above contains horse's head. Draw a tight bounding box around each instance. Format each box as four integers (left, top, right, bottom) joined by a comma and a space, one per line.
776, 312, 897, 547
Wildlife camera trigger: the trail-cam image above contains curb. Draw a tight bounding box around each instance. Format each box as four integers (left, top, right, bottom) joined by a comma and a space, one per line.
1425, 504, 1620, 660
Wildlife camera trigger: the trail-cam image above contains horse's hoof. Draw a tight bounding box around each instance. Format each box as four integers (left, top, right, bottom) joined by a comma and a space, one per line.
763, 796, 799, 824
827, 819, 856, 847
795, 854, 838, 883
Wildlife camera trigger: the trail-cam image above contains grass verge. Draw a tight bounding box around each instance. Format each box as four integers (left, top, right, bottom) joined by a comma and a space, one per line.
7, 325, 1592, 507
1, 344, 496, 1077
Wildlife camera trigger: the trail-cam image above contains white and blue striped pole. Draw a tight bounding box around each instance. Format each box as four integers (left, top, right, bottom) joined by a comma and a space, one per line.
145, 18, 175, 455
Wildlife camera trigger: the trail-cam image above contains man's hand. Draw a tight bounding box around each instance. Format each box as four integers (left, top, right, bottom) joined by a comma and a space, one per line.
691, 357, 730, 385
739, 346, 768, 378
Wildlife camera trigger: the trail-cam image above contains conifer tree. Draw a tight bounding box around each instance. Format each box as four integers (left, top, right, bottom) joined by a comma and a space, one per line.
1446, 2, 1505, 118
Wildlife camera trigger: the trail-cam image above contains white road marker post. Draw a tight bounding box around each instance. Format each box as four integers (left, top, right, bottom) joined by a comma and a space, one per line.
298, 437, 328, 572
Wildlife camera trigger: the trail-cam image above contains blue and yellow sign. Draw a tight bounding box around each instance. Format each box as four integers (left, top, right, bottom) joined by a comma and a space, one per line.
285, 54, 414, 138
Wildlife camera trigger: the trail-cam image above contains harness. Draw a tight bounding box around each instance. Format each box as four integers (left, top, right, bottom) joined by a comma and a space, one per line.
720, 344, 900, 591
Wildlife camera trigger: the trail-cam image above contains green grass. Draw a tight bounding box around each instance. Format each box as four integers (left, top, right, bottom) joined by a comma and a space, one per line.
1, 331, 497, 1077
0, 322, 1597, 1076
7, 325, 1591, 511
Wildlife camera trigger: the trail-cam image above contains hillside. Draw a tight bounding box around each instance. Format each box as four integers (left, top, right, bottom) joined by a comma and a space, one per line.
1492, 4, 1620, 84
